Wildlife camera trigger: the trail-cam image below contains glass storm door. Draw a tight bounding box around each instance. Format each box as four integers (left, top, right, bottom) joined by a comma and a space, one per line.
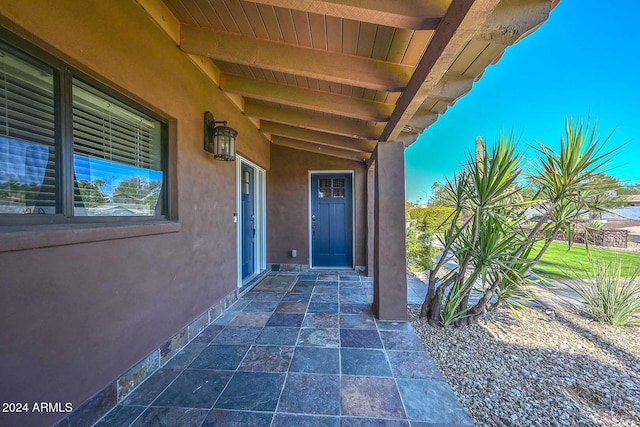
311, 173, 353, 267
241, 163, 255, 279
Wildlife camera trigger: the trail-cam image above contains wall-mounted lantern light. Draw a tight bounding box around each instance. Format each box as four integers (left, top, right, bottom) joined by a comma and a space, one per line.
204, 111, 237, 161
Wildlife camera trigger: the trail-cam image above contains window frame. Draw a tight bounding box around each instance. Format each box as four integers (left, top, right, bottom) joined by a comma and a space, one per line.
0, 29, 170, 225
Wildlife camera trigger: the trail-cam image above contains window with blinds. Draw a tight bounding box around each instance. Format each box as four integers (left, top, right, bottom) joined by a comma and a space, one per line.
0, 36, 167, 222
72, 79, 164, 216
0, 47, 57, 215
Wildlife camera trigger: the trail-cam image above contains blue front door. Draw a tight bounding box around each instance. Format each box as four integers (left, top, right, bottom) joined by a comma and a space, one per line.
311, 173, 353, 267
241, 163, 255, 279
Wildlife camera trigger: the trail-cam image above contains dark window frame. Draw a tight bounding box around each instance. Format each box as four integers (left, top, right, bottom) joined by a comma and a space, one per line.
0, 29, 170, 225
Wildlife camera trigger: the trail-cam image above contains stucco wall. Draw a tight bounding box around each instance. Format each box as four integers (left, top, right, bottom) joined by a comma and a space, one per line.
267, 144, 367, 267
0, 1, 269, 426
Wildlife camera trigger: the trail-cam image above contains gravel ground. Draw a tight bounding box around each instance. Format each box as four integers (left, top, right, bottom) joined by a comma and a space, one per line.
410, 304, 640, 426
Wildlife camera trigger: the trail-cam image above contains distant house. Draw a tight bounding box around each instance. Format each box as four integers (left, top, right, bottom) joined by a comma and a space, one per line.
628, 195, 640, 206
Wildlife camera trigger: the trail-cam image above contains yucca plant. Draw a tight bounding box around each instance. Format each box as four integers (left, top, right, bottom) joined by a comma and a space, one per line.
420, 119, 621, 327
586, 220, 605, 229
569, 258, 640, 327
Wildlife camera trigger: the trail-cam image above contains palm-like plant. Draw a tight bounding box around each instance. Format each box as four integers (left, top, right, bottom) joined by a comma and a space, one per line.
420, 119, 620, 326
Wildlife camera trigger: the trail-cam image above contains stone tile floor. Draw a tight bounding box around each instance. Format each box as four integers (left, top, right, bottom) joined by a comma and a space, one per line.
93, 272, 472, 426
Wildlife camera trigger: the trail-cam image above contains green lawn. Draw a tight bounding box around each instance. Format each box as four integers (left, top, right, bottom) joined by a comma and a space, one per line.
530, 241, 640, 279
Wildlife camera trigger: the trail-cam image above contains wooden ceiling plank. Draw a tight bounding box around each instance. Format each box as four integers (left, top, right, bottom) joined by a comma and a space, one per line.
325, 15, 342, 53
447, 39, 487, 74
246, 0, 447, 30
180, 24, 413, 91
244, 101, 384, 139
386, 28, 413, 63
317, 80, 331, 93
373, 90, 387, 103
342, 19, 359, 55
220, 74, 394, 122
223, 0, 257, 36
242, 1, 270, 39
308, 13, 327, 50
272, 70, 287, 84
296, 75, 310, 89
462, 42, 504, 76
211, 0, 240, 33
283, 72, 297, 86
271, 135, 371, 162
261, 121, 376, 152
193, 0, 225, 30
291, 9, 313, 47
307, 77, 319, 91
256, 3, 284, 42
363, 89, 376, 101
330, 82, 342, 95
401, 30, 433, 66
384, 92, 400, 104
356, 22, 377, 58
177, 0, 210, 27
381, 0, 502, 141
263, 69, 278, 83
371, 25, 395, 61
352, 87, 365, 99
274, 7, 298, 44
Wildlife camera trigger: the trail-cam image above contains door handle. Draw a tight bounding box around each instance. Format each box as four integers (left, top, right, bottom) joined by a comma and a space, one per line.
251, 214, 256, 242
311, 214, 316, 240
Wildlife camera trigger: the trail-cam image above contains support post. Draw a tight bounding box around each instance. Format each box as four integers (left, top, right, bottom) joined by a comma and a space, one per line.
373, 141, 408, 320
366, 164, 375, 277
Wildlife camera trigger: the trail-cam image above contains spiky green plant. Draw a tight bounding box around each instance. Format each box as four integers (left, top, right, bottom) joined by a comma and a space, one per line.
569, 258, 640, 327
420, 119, 621, 327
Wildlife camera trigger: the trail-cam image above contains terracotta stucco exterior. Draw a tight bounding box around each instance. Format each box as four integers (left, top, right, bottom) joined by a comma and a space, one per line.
0, 0, 419, 425
267, 144, 367, 267
0, 1, 270, 426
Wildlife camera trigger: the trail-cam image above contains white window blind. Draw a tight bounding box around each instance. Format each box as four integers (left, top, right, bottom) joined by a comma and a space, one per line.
72, 80, 158, 170
0, 48, 56, 214
71, 79, 163, 216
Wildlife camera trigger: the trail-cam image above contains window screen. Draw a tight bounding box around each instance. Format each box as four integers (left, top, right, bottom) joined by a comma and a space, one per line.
0, 47, 57, 214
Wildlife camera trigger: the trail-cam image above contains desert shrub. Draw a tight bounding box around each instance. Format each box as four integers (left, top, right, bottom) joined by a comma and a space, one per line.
569, 258, 640, 327
420, 119, 621, 327
406, 227, 437, 272
407, 206, 456, 235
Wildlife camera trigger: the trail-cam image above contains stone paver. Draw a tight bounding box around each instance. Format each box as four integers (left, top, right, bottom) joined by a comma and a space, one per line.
91, 272, 473, 426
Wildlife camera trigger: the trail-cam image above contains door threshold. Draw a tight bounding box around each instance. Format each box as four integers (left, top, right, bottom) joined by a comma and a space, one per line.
239, 269, 268, 296
310, 267, 358, 273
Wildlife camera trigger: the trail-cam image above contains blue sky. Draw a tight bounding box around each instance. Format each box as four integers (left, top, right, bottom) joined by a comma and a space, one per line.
405, 0, 640, 202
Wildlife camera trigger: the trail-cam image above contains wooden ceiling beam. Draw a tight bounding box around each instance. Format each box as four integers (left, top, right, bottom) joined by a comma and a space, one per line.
271, 135, 371, 162
181, 25, 412, 92
381, 0, 501, 142
477, 0, 554, 45
244, 102, 384, 140
429, 74, 475, 102
248, 0, 447, 30
261, 121, 375, 153
220, 74, 394, 122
